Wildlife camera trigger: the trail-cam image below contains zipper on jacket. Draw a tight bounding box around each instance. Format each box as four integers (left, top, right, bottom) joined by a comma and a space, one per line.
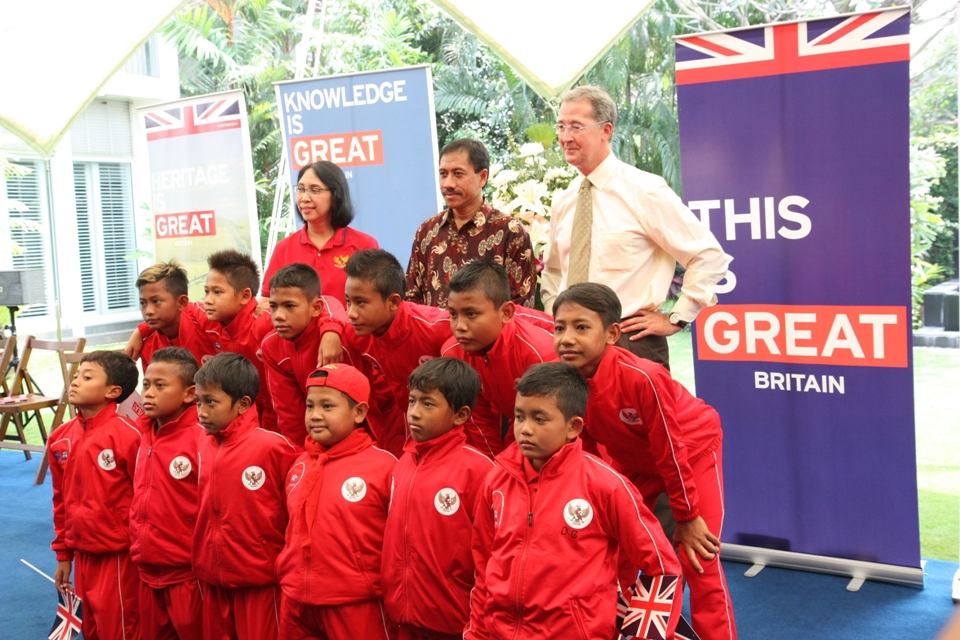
512, 477, 540, 640
212, 441, 225, 585
402, 459, 422, 621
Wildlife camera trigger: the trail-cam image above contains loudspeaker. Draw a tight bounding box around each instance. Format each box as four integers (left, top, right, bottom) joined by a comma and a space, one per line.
0, 270, 46, 306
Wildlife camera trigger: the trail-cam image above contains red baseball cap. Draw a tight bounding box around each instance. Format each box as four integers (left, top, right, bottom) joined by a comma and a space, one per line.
305, 364, 371, 404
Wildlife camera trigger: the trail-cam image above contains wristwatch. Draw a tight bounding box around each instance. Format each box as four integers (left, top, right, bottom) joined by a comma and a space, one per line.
669, 312, 689, 329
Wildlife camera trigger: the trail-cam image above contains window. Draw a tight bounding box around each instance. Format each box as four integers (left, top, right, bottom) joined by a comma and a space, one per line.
4, 160, 51, 318
73, 162, 138, 313
121, 35, 160, 77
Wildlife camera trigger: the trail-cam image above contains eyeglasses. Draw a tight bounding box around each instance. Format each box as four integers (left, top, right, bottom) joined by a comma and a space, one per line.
553, 121, 608, 135
295, 186, 331, 196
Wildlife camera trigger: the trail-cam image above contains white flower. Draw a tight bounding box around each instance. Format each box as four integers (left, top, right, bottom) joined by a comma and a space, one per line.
517, 142, 544, 157
492, 169, 520, 188
489, 163, 503, 178
508, 180, 549, 218
526, 216, 551, 253
545, 167, 571, 182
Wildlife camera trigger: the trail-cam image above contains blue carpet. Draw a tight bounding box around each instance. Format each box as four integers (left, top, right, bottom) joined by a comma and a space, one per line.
0, 451, 957, 638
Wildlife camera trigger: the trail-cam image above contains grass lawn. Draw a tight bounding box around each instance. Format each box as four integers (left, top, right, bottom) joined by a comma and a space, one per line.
668, 331, 960, 562
5, 336, 959, 561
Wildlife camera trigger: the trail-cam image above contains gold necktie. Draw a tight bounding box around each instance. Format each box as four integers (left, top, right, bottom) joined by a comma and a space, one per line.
567, 177, 593, 286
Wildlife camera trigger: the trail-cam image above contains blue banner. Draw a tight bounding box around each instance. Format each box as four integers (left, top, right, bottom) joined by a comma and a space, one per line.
275, 66, 441, 267
675, 9, 919, 571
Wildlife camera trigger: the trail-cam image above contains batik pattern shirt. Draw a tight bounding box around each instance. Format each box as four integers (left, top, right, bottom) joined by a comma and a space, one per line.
405, 203, 536, 308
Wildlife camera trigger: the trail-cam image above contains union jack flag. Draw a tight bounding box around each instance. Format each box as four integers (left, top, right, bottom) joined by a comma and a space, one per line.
675, 8, 909, 85
616, 574, 679, 640
143, 97, 243, 140
48, 589, 82, 640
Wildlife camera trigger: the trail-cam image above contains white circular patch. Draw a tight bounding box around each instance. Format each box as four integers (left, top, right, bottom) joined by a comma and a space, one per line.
619, 408, 643, 425
97, 449, 117, 471
169, 456, 192, 479
341, 477, 367, 502
242, 466, 266, 491
563, 499, 594, 529
434, 488, 461, 516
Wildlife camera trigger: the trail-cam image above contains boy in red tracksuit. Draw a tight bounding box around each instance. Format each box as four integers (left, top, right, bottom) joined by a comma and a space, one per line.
440, 260, 556, 452
49, 351, 142, 640
553, 283, 737, 640
342, 249, 467, 457
259, 263, 350, 446
129, 347, 205, 640
382, 358, 494, 640
128, 250, 345, 433
276, 363, 398, 640
192, 353, 299, 640
467, 362, 682, 640
134, 260, 217, 369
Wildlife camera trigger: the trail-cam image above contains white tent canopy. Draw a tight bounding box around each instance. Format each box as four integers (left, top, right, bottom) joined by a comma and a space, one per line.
0, 0, 650, 154
431, 0, 656, 99
0, 0, 187, 156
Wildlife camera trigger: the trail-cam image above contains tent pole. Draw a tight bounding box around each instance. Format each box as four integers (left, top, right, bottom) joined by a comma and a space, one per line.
42, 157, 63, 341
266, 0, 327, 260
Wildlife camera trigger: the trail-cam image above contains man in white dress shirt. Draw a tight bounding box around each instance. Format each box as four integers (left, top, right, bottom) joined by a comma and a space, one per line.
541, 85, 731, 368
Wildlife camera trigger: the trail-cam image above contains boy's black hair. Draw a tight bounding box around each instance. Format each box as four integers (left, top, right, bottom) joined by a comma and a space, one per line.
194, 353, 259, 404
269, 263, 321, 299
136, 260, 189, 298
439, 138, 490, 174
408, 357, 481, 411
307, 369, 358, 408
345, 249, 405, 299
516, 362, 588, 422
448, 259, 510, 309
553, 282, 622, 329
80, 351, 139, 403
207, 250, 260, 296
149, 347, 199, 388
296, 161, 355, 229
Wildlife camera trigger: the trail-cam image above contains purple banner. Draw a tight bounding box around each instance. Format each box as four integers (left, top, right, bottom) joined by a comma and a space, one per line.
675, 9, 919, 569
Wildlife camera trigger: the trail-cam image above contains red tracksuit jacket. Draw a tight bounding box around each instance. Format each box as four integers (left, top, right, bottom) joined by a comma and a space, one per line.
344, 301, 452, 454
49, 403, 142, 561
512, 307, 555, 332
192, 407, 299, 588
259, 296, 349, 446
442, 315, 557, 450
382, 427, 495, 634
129, 405, 204, 587
139, 312, 217, 370
141, 301, 344, 433
276, 429, 397, 605
585, 346, 723, 522
466, 440, 682, 640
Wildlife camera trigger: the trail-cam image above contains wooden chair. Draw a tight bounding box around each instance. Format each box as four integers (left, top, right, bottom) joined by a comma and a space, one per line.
0, 335, 16, 396
29, 350, 88, 485
0, 337, 86, 481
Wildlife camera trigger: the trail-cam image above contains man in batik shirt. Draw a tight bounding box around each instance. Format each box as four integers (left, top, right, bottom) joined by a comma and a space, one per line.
405, 138, 536, 308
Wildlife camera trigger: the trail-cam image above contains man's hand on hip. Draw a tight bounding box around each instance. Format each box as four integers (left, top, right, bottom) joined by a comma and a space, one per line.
621, 310, 682, 340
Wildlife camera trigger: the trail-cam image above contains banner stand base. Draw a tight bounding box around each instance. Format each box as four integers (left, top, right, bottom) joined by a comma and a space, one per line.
721, 543, 924, 588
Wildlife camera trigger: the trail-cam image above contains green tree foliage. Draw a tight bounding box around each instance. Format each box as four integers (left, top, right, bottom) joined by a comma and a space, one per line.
161, 0, 305, 255
160, 0, 957, 294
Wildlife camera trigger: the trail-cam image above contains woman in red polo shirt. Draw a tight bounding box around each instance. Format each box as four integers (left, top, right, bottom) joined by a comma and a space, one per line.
260, 161, 379, 306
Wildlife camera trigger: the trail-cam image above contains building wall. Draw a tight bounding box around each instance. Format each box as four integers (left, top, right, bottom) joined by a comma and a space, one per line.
1, 35, 180, 340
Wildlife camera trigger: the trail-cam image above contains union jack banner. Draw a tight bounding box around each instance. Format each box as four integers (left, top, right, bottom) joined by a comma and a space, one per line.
143, 97, 242, 140
675, 7, 909, 85
48, 589, 82, 640
616, 574, 680, 640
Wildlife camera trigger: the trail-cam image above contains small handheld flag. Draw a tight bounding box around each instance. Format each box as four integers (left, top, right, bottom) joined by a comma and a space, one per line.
49, 589, 83, 640
616, 574, 700, 640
